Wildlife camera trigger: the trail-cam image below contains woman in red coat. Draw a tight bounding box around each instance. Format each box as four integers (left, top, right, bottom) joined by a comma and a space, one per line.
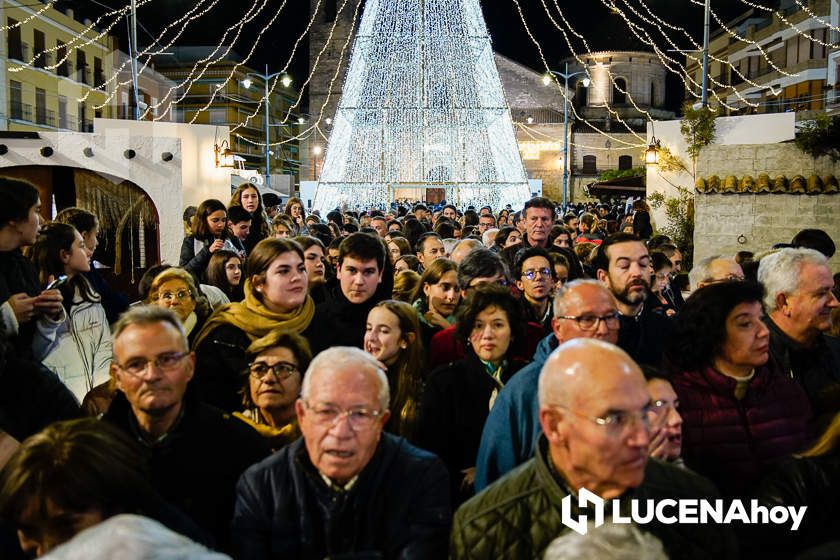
664, 280, 812, 497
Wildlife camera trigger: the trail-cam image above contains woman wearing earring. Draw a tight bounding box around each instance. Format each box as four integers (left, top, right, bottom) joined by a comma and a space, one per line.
416, 284, 526, 506
364, 300, 425, 439
193, 238, 316, 413
235, 331, 311, 451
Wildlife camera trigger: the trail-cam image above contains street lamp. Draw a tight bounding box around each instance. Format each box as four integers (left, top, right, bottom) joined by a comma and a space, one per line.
543, 63, 590, 210
645, 137, 661, 166
241, 65, 293, 190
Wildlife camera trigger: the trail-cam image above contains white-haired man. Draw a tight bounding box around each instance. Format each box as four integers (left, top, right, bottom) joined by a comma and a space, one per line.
758, 248, 840, 422
232, 347, 451, 559
688, 255, 745, 291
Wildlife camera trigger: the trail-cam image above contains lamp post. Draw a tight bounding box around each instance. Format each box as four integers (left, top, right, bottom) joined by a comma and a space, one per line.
312, 145, 322, 180
543, 63, 590, 210
242, 66, 292, 190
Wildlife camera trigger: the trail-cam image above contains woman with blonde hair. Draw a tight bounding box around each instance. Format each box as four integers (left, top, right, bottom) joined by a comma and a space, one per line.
392, 270, 421, 303
364, 300, 425, 439
229, 184, 270, 253
147, 267, 210, 347
193, 238, 316, 412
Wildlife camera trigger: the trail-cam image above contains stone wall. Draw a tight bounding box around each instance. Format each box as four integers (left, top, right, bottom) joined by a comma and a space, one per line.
696, 143, 839, 179
694, 143, 840, 269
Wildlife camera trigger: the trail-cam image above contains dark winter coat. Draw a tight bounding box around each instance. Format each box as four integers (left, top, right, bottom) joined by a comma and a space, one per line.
179, 235, 213, 282
305, 286, 383, 355
103, 392, 269, 550
0, 347, 80, 441
670, 363, 812, 497
751, 448, 840, 558
616, 301, 673, 368
766, 317, 840, 428
231, 433, 451, 560
415, 351, 527, 505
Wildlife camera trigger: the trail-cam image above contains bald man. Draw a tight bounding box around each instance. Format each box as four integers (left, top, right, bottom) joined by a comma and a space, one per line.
232, 347, 451, 559
452, 339, 735, 560
475, 280, 620, 490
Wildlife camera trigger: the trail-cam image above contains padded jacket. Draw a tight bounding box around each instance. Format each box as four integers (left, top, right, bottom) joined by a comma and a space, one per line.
671, 363, 812, 497
451, 436, 737, 560
766, 317, 840, 427
750, 449, 840, 558
231, 433, 451, 559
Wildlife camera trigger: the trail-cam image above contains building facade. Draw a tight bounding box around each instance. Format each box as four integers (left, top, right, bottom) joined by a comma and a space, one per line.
510, 52, 672, 201
155, 47, 303, 179
686, 0, 833, 116
1, 1, 112, 132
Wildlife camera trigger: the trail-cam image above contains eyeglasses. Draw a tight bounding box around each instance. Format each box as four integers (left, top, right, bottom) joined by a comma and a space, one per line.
549, 403, 652, 437
706, 274, 745, 284
558, 311, 621, 331
248, 361, 299, 380
114, 351, 189, 376
522, 267, 552, 280
158, 290, 191, 302
304, 401, 383, 431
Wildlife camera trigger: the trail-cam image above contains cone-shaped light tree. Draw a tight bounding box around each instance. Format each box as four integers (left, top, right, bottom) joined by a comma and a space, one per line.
313, 0, 532, 212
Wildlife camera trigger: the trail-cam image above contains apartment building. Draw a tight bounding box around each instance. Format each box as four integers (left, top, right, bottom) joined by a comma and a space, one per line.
1, 1, 112, 132
155, 47, 303, 178
686, 0, 833, 116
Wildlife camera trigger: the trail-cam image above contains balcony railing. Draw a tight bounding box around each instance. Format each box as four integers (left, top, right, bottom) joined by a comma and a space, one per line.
10, 102, 32, 122
78, 119, 94, 132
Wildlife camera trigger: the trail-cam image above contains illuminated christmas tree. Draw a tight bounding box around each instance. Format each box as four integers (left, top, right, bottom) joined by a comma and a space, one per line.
313, 0, 532, 211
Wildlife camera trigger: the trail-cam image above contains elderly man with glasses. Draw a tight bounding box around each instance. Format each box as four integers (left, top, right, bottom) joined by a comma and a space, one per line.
232, 346, 451, 560
453, 339, 734, 560
103, 305, 269, 551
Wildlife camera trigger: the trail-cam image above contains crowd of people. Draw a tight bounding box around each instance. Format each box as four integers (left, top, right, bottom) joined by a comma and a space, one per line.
0, 175, 839, 558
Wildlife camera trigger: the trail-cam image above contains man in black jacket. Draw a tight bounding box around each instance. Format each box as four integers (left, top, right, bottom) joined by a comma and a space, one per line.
307, 233, 387, 353
102, 305, 269, 551
593, 233, 673, 368
232, 347, 451, 559
759, 247, 840, 425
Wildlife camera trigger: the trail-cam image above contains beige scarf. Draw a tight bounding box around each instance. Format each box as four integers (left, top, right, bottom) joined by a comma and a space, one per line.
192, 279, 314, 349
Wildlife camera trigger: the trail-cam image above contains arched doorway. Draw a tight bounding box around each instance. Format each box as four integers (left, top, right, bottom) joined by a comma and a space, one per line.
1, 166, 160, 298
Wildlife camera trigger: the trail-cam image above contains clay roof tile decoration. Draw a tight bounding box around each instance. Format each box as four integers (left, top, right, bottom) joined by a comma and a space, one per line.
696, 174, 840, 194
789, 175, 807, 194
755, 173, 771, 193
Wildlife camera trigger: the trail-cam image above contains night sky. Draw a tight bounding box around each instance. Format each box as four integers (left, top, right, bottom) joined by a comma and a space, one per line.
72, 0, 776, 111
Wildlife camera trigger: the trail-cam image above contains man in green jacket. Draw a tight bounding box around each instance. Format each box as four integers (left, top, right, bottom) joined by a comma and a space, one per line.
451, 339, 737, 559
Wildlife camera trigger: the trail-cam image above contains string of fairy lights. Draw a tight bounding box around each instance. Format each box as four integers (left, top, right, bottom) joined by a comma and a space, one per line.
8, 0, 838, 154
